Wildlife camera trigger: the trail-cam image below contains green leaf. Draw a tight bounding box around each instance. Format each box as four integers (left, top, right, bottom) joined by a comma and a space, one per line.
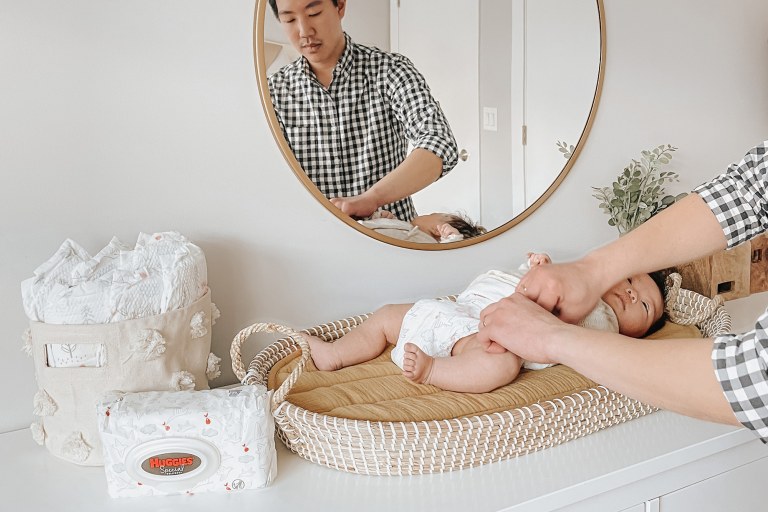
591, 143, 682, 232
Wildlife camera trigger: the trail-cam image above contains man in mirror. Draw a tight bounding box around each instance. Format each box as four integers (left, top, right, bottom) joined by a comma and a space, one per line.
267, 0, 459, 222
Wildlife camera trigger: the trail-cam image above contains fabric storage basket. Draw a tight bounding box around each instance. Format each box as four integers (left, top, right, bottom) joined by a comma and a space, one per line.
29, 290, 216, 466
231, 279, 731, 476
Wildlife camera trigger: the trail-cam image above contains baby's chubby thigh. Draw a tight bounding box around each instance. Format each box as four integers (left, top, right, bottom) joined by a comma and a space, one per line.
451, 332, 493, 356
452, 333, 524, 385
452, 333, 522, 364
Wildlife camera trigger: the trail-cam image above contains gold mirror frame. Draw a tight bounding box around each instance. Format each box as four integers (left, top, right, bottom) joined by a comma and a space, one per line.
253, 0, 606, 250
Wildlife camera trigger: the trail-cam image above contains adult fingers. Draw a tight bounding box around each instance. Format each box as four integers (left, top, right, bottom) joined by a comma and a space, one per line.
479, 300, 500, 329
518, 278, 560, 315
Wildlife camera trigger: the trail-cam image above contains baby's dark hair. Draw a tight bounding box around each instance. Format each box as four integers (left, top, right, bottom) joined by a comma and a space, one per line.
269, 0, 339, 17
643, 267, 676, 336
446, 213, 487, 240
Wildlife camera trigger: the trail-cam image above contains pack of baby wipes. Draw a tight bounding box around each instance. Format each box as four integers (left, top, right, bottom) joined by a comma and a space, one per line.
97, 385, 276, 497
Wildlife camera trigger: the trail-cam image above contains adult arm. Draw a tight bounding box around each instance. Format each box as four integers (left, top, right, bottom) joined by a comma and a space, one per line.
519, 140, 768, 322
480, 141, 768, 435
518, 193, 727, 323
478, 294, 740, 426
330, 148, 442, 218
330, 54, 459, 219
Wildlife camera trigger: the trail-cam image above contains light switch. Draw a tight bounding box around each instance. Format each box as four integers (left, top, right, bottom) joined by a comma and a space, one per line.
483, 107, 498, 131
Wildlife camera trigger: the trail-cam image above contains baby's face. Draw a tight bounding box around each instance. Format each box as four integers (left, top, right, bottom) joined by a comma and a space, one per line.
601, 273, 664, 337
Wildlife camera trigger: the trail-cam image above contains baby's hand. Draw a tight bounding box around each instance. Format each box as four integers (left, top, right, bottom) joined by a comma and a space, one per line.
437, 223, 461, 241
527, 252, 552, 266
377, 210, 395, 219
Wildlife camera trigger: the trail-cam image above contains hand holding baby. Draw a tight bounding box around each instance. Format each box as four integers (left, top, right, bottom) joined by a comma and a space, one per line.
516, 259, 605, 323
477, 293, 568, 364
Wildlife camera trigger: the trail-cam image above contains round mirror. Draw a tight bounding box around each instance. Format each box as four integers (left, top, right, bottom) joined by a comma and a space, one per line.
254, 0, 605, 250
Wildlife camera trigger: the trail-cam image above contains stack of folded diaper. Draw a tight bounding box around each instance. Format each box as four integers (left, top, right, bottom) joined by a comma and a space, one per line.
21, 232, 222, 466
21, 232, 209, 368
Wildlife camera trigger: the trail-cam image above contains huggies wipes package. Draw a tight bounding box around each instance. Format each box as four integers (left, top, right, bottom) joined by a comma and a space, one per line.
97, 385, 276, 497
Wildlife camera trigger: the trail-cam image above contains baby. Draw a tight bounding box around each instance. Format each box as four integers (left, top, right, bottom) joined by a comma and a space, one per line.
307, 253, 666, 393
358, 210, 487, 243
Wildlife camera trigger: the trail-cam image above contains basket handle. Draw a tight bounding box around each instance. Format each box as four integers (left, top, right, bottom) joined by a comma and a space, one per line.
229, 322, 311, 410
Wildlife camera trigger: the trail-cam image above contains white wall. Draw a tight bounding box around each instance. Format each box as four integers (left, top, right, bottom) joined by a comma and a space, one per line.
1, 0, 766, 434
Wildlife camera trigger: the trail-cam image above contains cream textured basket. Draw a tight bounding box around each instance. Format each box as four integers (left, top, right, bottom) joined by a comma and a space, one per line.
231, 284, 731, 476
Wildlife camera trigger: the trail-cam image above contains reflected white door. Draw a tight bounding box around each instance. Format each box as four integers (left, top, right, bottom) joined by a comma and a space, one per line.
392, 0, 481, 222
511, 0, 601, 210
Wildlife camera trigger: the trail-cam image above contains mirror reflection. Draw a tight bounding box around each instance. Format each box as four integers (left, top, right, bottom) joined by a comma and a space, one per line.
260, 0, 604, 246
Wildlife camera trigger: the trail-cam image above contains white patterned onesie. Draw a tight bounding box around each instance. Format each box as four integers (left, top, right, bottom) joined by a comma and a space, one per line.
390, 266, 619, 370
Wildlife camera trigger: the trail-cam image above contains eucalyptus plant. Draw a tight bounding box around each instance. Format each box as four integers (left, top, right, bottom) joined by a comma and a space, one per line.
556, 140, 575, 159
591, 144, 687, 235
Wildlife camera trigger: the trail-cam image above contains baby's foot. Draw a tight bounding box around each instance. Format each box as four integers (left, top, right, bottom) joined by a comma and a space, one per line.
306, 335, 343, 371
402, 343, 435, 384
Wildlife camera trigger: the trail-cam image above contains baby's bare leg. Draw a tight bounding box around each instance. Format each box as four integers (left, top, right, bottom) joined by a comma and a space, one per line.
309, 303, 412, 371
402, 338, 522, 393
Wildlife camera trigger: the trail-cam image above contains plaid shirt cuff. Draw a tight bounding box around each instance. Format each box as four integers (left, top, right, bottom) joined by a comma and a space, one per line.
410, 108, 458, 177
712, 313, 768, 442
694, 141, 768, 248
695, 175, 762, 249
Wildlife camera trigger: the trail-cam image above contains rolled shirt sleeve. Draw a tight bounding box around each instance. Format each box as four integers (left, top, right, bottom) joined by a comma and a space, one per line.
696, 140, 768, 441
712, 309, 768, 442
386, 54, 459, 177
694, 141, 768, 248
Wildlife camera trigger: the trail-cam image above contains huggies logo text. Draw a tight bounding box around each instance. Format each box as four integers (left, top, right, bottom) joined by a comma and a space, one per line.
141, 452, 202, 476
149, 456, 194, 468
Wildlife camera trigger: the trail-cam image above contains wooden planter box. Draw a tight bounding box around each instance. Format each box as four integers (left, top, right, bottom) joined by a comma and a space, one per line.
677, 234, 768, 301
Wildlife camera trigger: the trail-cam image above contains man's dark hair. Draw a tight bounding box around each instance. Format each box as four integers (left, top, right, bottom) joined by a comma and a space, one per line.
446, 213, 487, 240
269, 0, 339, 18
643, 267, 676, 336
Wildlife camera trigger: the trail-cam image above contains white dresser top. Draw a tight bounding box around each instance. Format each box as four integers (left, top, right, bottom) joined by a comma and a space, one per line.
6, 293, 768, 512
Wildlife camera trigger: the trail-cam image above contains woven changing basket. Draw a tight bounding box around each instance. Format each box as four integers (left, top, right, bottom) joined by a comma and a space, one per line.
231, 280, 731, 476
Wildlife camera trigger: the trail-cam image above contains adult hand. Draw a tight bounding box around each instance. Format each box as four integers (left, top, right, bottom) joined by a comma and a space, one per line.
477, 293, 568, 364
515, 260, 605, 324
330, 193, 380, 219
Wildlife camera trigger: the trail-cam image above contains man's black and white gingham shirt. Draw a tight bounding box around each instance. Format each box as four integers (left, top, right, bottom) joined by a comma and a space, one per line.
695, 140, 768, 441
268, 33, 458, 221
